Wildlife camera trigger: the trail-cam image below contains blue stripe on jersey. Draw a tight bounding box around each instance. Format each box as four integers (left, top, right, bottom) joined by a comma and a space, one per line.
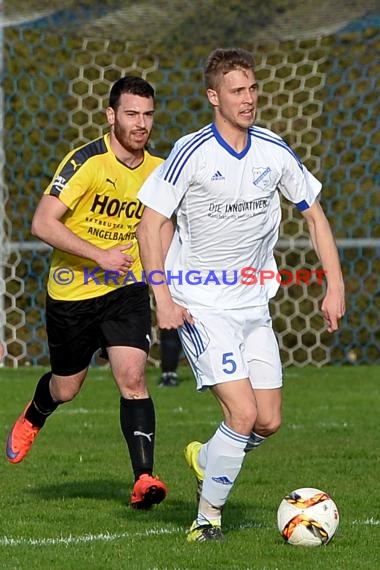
183, 321, 205, 358
250, 127, 303, 170
219, 422, 249, 444
163, 125, 214, 185
212, 123, 252, 159
296, 199, 310, 211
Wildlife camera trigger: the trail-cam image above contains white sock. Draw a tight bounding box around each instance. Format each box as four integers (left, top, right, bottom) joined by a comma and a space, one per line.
245, 431, 267, 452
199, 430, 267, 467
196, 501, 222, 527
200, 422, 249, 510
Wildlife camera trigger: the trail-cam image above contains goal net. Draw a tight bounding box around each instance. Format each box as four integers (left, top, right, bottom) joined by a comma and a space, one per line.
1, 2, 379, 367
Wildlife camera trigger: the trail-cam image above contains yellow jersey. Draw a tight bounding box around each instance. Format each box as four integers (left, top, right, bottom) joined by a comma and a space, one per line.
45, 133, 163, 300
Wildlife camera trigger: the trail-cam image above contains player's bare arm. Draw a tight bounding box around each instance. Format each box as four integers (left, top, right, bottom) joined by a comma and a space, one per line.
301, 200, 345, 332
31, 194, 134, 274
160, 217, 175, 260
137, 207, 192, 328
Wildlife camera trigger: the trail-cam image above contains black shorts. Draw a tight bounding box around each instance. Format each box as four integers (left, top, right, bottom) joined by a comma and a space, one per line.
46, 285, 151, 376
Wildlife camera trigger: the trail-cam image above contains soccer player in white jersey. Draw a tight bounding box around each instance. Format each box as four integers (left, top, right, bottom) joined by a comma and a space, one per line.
137, 48, 345, 541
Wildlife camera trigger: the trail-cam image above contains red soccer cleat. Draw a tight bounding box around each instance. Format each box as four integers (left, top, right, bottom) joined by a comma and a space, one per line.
6, 402, 41, 464
130, 473, 167, 509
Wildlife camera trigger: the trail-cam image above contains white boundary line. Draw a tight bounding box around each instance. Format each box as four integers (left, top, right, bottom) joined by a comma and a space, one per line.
352, 518, 380, 526
0, 527, 181, 547
0, 522, 265, 548
1, 519, 378, 547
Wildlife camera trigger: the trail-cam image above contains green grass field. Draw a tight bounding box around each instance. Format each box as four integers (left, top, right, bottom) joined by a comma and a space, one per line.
0, 365, 379, 570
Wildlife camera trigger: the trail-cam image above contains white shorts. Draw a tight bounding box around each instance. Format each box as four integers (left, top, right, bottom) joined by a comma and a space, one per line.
178, 305, 282, 391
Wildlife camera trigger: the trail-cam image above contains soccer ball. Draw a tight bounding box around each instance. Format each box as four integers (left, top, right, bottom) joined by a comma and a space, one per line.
277, 487, 339, 547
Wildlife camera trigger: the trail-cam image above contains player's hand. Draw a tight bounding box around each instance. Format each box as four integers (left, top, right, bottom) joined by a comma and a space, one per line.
97, 243, 134, 274
156, 299, 193, 329
321, 288, 345, 333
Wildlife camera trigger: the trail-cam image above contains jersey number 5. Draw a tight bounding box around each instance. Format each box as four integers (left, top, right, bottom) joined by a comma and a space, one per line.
222, 352, 237, 374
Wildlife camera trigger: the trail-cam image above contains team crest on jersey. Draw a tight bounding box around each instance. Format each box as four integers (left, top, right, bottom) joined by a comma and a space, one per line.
252, 167, 272, 191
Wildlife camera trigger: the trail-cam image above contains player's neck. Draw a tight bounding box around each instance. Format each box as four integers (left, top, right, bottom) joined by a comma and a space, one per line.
214, 119, 248, 153
108, 133, 145, 168
118, 150, 144, 168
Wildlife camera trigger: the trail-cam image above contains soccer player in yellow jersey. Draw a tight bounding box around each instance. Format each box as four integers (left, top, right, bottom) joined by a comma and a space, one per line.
5, 76, 169, 509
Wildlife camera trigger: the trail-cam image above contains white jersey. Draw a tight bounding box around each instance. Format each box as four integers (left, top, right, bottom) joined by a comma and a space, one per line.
138, 123, 321, 309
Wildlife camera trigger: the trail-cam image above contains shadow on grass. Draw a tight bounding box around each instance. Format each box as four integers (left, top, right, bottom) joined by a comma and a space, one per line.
29, 477, 130, 502
27, 478, 196, 525
27, 478, 265, 529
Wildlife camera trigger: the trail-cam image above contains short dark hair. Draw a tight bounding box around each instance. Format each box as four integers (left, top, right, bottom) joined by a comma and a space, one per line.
204, 48, 255, 90
109, 76, 155, 110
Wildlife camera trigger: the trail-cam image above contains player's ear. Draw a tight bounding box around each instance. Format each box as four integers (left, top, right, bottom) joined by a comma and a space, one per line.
207, 88, 219, 107
106, 106, 115, 126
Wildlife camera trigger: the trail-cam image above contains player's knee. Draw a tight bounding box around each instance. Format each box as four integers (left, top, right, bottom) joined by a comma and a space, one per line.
255, 415, 282, 437
116, 371, 148, 398
51, 384, 80, 403
228, 403, 258, 435
50, 374, 84, 402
